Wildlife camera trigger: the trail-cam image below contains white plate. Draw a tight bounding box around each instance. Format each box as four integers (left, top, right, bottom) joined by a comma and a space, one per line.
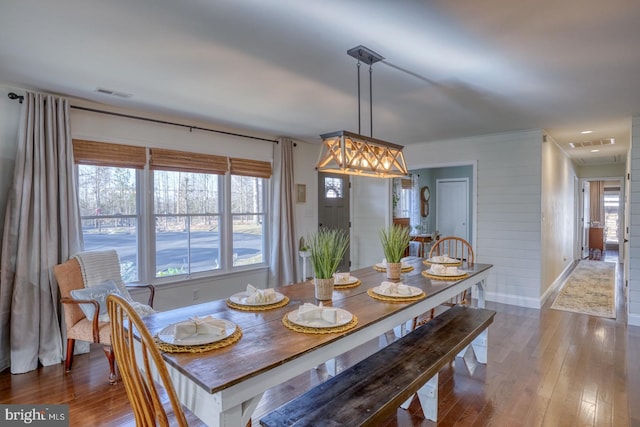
286, 308, 353, 329
375, 262, 412, 270
157, 319, 236, 346
371, 284, 422, 298
427, 269, 467, 277
334, 276, 359, 285
425, 257, 462, 266
229, 291, 285, 306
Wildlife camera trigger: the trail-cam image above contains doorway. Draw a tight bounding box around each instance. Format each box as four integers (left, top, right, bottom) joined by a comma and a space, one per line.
579, 178, 623, 263
317, 172, 350, 272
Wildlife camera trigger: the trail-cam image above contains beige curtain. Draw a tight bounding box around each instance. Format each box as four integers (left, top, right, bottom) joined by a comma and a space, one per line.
590, 181, 605, 225
268, 137, 297, 286
0, 92, 83, 374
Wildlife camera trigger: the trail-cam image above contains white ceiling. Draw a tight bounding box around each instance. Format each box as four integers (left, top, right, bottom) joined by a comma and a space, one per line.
1, 0, 639, 166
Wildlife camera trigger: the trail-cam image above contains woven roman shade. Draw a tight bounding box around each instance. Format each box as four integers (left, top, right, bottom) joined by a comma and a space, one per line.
73, 139, 146, 169
229, 157, 272, 178
401, 178, 412, 189
150, 148, 228, 174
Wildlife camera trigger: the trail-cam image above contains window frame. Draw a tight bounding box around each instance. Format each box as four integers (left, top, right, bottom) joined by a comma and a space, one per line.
75, 141, 271, 284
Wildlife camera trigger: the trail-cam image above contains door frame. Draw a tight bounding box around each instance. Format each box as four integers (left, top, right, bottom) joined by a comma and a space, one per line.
405, 160, 477, 253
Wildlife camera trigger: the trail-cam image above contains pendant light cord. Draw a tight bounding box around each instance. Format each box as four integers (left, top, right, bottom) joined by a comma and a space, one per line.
369, 64, 373, 137
357, 60, 361, 134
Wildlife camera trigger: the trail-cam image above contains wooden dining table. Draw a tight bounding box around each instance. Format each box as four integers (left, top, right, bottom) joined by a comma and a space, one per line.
139, 258, 493, 427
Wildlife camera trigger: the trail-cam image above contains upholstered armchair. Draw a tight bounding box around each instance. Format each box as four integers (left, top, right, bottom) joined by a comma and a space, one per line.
54, 256, 155, 384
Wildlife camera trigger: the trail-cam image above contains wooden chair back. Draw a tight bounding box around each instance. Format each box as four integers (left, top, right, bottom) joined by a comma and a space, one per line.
107, 294, 189, 427
429, 236, 475, 267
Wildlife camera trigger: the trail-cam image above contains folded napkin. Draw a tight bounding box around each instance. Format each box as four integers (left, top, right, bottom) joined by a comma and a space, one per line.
380, 259, 409, 268
378, 281, 412, 296
173, 316, 227, 340
246, 284, 277, 304
297, 302, 338, 324
431, 255, 459, 264
334, 272, 350, 283
429, 264, 461, 276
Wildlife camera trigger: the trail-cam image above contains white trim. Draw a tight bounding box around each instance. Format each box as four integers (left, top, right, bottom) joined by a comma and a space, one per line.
486, 291, 541, 309
540, 260, 578, 305
628, 313, 640, 326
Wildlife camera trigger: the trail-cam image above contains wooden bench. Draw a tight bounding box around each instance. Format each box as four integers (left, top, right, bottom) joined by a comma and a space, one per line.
260, 305, 496, 427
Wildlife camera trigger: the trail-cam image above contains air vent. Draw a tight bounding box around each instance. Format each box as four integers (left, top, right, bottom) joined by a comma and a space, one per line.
569, 138, 615, 148
95, 88, 132, 98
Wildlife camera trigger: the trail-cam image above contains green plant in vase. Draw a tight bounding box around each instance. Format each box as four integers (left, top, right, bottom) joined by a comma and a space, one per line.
379, 224, 411, 280
306, 228, 349, 300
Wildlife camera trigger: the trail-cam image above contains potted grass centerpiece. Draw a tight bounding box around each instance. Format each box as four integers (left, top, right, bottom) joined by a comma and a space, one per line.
379, 224, 411, 280
307, 228, 350, 300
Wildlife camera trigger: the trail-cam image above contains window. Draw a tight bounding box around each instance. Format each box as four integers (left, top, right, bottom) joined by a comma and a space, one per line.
77, 164, 139, 282
75, 140, 270, 283
324, 176, 343, 198
231, 175, 265, 266
154, 170, 221, 277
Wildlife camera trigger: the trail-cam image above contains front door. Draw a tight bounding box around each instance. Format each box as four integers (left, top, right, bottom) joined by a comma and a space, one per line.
318, 172, 350, 272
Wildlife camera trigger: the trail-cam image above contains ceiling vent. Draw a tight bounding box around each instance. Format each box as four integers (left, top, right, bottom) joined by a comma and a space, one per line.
95, 87, 132, 98
569, 138, 615, 148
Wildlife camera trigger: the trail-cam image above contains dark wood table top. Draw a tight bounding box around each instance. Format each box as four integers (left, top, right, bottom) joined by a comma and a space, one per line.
141, 258, 493, 395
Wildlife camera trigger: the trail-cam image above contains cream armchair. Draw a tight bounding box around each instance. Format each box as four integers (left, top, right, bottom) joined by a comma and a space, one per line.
54, 257, 155, 384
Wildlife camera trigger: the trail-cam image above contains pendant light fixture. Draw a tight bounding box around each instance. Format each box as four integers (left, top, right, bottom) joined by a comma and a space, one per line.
316, 45, 408, 178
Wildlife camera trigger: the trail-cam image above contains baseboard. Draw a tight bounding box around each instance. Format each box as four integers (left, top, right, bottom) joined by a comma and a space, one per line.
485, 291, 541, 309
540, 260, 579, 306
628, 313, 640, 327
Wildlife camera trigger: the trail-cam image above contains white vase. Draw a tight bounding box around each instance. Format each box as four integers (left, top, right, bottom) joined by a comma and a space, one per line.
386, 262, 402, 281
314, 277, 334, 300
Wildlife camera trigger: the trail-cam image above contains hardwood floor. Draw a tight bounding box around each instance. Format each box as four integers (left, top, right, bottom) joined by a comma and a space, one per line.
1, 260, 638, 426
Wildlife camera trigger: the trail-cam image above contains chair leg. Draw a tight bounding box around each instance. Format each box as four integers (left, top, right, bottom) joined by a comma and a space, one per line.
104, 345, 117, 385
65, 339, 75, 372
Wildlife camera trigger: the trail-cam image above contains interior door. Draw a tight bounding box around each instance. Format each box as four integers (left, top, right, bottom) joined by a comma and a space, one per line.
318, 172, 350, 272
435, 178, 469, 241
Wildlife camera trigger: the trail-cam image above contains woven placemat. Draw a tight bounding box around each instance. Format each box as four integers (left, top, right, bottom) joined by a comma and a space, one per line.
421, 270, 468, 281
282, 313, 358, 334
366, 288, 426, 303
422, 259, 462, 267
373, 265, 414, 273
334, 279, 362, 290
226, 296, 290, 311
155, 326, 243, 353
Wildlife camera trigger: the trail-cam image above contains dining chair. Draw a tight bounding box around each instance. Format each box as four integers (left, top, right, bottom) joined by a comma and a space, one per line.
54, 254, 155, 384
413, 236, 475, 328
107, 294, 206, 427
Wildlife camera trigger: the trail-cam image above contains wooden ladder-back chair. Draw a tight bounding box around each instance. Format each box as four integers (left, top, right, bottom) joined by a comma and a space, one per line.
54, 257, 155, 384
107, 294, 205, 427
413, 236, 475, 328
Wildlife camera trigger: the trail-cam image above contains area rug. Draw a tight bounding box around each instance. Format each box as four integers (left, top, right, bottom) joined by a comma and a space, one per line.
551, 260, 615, 318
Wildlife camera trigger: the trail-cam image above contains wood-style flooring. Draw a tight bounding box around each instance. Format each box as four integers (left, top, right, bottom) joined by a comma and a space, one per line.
1, 260, 638, 426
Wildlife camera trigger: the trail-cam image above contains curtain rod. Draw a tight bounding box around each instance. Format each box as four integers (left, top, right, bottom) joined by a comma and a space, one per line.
7, 92, 278, 144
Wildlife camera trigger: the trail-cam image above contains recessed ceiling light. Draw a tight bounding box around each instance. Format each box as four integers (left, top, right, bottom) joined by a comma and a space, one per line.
590, 149, 600, 152
581, 130, 593, 134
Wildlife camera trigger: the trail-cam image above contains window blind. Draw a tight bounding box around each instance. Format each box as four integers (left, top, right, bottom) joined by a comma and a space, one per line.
150, 148, 228, 175
73, 139, 146, 169
229, 157, 272, 178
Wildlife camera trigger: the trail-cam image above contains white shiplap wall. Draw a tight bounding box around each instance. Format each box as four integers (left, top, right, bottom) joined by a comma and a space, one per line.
350, 176, 390, 270
540, 134, 577, 300
628, 116, 640, 326
404, 129, 543, 307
